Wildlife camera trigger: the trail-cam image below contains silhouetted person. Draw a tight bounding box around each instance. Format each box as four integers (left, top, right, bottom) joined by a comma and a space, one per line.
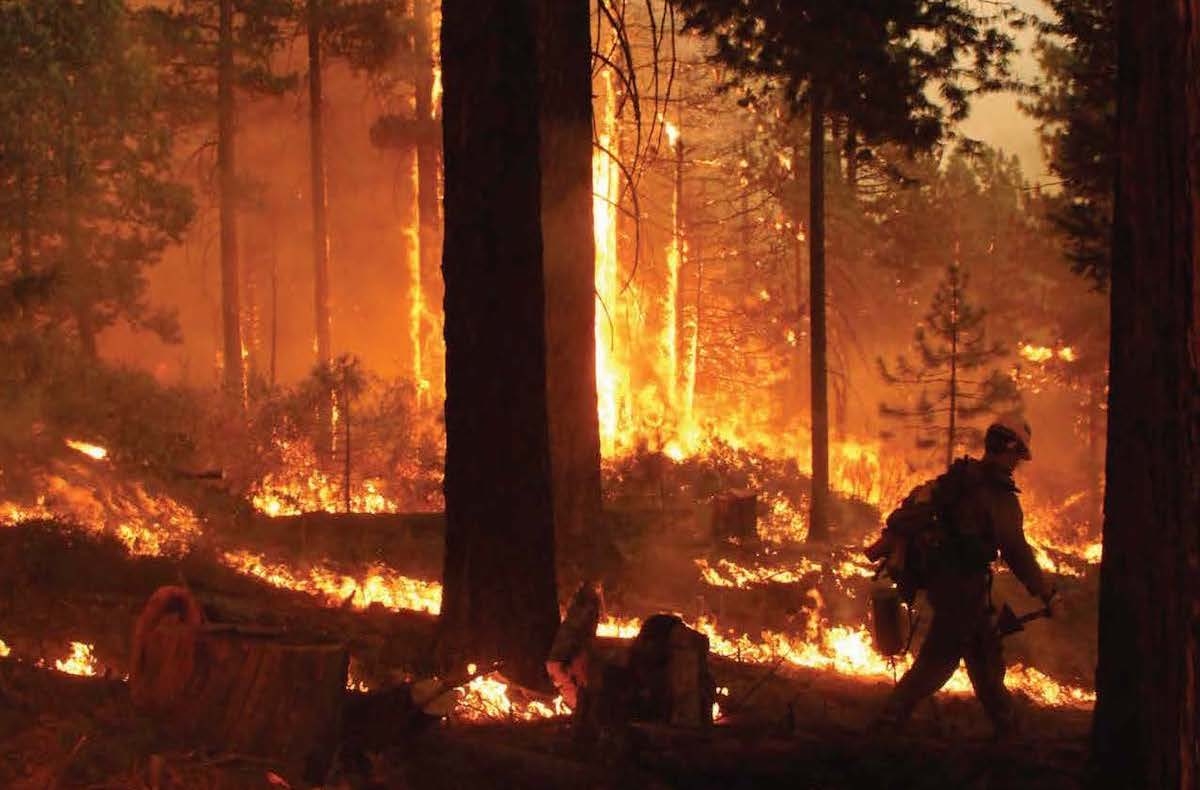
872, 416, 1055, 736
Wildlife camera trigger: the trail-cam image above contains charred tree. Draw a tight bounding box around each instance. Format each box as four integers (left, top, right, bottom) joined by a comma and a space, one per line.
218, 0, 244, 398
1089, 0, 1200, 786
439, 0, 559, 687
536, 0, 602, 562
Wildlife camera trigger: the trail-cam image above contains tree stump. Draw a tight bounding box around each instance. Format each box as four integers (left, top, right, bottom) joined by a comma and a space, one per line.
130, 588, 347, 780
712, 489, 757, 543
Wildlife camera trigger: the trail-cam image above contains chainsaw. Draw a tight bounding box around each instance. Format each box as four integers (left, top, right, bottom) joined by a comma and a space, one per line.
994, 602, 1053, 637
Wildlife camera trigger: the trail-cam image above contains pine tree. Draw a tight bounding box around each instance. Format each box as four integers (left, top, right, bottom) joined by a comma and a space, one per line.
879, 261, 1021, 469
1024, 0, 1115, 288
141, 0, 295, 396
672, 0, 1023, 540
0, 1, 195, 356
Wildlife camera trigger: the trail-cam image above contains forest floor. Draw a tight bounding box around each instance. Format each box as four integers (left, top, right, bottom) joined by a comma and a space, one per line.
0, 639, 1091, 789
0, 519, 1091, 790
0, 454, 1098, 789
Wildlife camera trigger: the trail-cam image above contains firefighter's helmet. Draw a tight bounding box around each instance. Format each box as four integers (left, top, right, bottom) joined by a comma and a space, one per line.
987, 415, 1033, 460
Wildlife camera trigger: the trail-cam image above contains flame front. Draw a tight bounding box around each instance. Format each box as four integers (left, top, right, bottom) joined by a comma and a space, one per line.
52, 642, 99, 677
65, 439, 108, 461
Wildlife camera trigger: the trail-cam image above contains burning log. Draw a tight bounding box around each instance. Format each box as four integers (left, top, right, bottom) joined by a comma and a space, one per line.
129, 586, 348, 780
711, 489, 758, 543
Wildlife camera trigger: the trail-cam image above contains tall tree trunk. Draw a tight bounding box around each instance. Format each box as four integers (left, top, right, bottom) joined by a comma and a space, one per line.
413, 0, 441, 404
807, 90, 830, 543
218, 0, 244, 398
536, 0, 602, 561
439, 0, 559, 688
308, 0, 334, 459
1089, 0, 1200, 786
790, 136, 806, 421
947, 264, 959, 470
308, 0, 332, 368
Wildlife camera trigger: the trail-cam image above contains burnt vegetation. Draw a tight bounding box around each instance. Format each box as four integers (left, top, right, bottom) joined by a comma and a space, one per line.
0, 0, 1196, 788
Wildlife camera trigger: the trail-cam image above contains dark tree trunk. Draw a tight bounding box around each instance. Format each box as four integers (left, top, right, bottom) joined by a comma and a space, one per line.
218, 0, 244, 397
308, 0, 332, 368
1089, 0, 1200, 786
413, 0, 441, 399
807, 91, 830, 543
535, 0, 602, 560
439, 0, 559, 688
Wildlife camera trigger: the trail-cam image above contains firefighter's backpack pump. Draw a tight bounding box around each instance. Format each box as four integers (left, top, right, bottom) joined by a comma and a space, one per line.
865, 458, 981, 656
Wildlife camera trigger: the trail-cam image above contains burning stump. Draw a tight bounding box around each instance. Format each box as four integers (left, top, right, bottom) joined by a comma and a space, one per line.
129, 587, 348, 780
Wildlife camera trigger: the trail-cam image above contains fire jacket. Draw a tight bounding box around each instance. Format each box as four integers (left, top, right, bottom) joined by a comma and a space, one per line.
947, 457, 1050, 599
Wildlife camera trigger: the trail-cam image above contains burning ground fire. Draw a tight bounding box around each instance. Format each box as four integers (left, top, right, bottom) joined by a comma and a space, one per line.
1, 440, 200, 557
2, 440, 1099, 719
0, 638, 101, 678
219, 550, 442, 615
251, 438, 400, 517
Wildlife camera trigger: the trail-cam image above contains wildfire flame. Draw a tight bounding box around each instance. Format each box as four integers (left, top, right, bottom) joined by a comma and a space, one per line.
251, 439, 400, 517
48, 642, 99, 677
455, 664, 570, 722
220, 550, 443, 615
65, 439, 108, 461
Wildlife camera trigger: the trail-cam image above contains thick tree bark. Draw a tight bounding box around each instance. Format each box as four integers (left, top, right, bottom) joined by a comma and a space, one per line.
535, 0, 602, 559
807, 91, 830, 543
308, 0, 332, 369
218, 0, 244, 397
1089, 0, 1200, 786
439, 0, 559, 688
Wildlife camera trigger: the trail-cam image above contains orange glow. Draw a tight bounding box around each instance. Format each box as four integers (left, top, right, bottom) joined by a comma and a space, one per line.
53, 641, 99, 677
250, 438, 399, 517
455, 669, 570, 722
65, 439, 108, 461
220, 549, 442, 615
1, 474, 199, 557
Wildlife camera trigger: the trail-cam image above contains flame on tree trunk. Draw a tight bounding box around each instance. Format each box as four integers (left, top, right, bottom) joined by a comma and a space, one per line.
538, 0, 602, 556
413, 0, 441, 405
218, 0, 244, 399
1089, 0, 1200, 785
439, 0, 560, 687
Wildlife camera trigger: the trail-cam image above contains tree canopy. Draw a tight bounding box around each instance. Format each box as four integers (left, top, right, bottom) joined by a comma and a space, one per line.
671, 0, 1024, 151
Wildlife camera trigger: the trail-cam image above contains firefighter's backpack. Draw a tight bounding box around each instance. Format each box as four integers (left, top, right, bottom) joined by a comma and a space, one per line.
866, 458, 988, 601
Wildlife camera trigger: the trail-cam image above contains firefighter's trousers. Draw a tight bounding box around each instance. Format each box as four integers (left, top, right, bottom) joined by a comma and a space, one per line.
880, 570, 1014, 732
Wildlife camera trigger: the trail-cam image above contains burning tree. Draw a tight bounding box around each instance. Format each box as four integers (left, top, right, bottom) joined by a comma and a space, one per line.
878, 261, 1021, 469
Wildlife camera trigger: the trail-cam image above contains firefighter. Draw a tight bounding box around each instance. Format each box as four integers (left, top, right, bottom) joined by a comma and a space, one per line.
872, 415, 1056, 737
